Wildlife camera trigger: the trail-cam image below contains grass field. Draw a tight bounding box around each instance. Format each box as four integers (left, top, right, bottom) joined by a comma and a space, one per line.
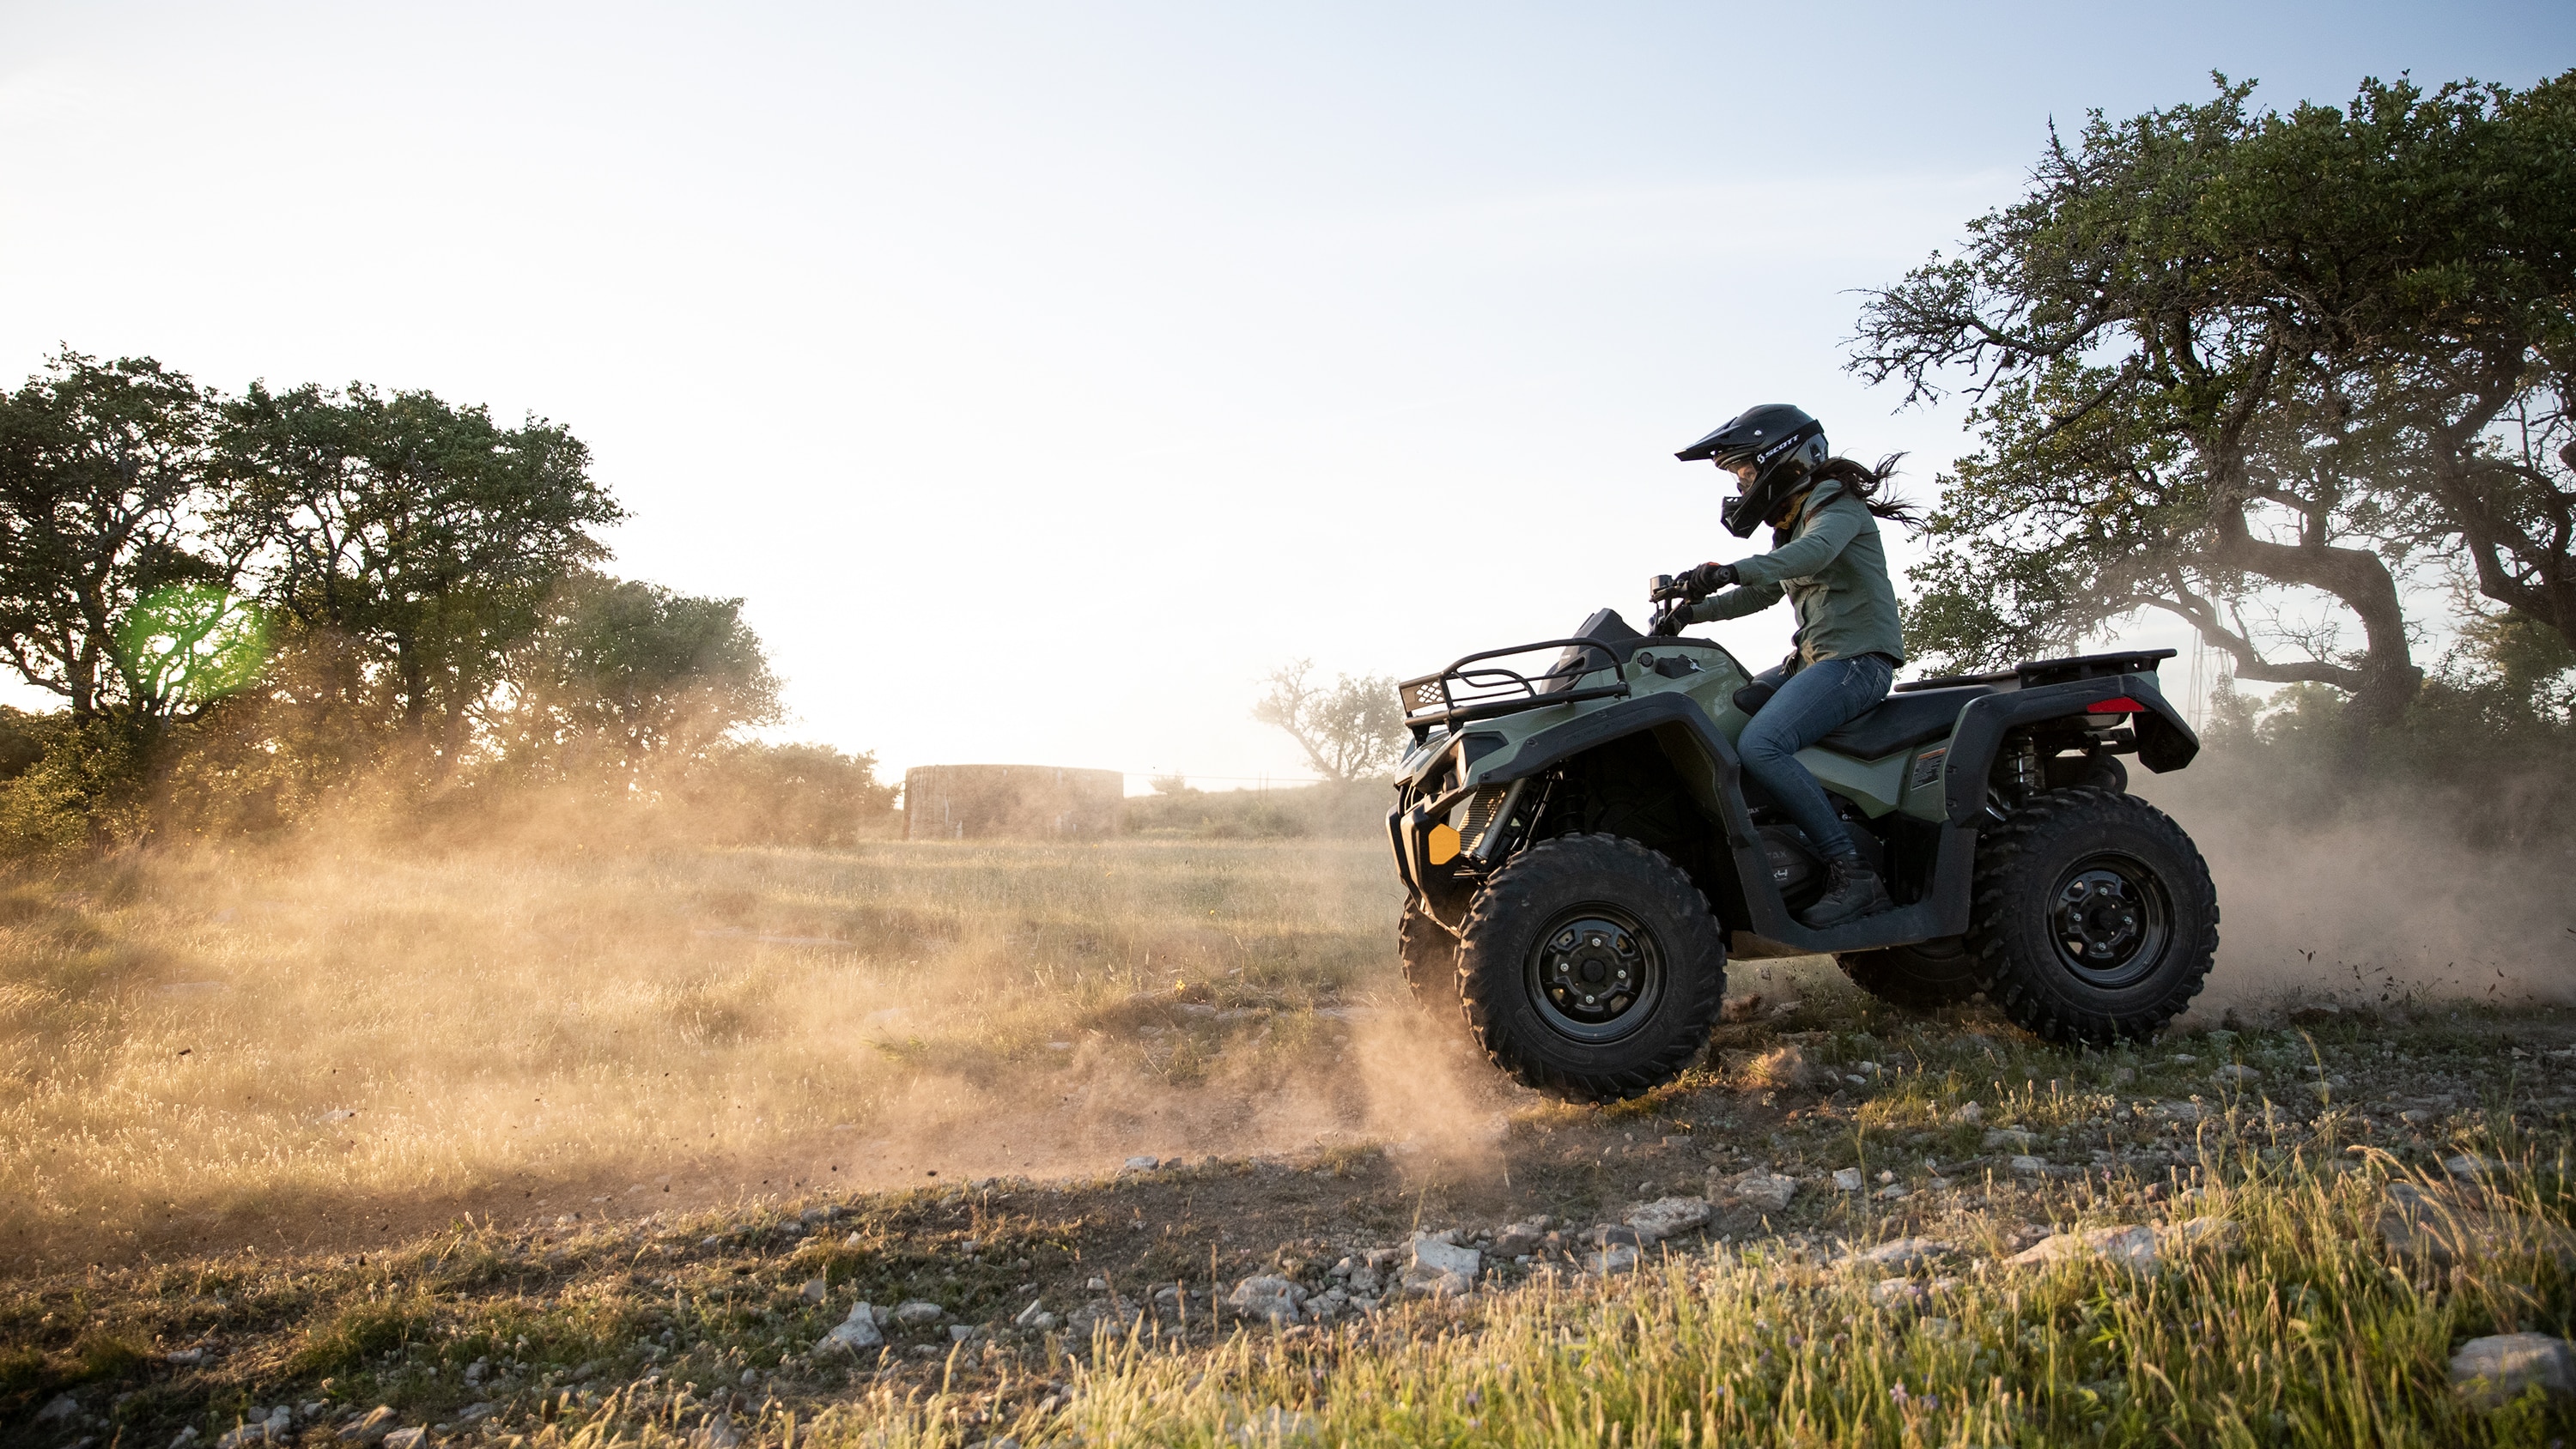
4, 830, 2574, 1446
0, 832, 1418, 1268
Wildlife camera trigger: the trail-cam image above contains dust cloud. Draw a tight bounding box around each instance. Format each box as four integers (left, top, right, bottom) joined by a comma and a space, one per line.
2136, 770, 2576, 1014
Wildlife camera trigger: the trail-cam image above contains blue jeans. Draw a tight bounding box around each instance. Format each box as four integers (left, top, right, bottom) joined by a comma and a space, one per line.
1737, 653, 1894, 858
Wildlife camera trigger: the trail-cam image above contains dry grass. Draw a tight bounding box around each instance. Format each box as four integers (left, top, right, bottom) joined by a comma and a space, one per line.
0, 831, 1405, 1264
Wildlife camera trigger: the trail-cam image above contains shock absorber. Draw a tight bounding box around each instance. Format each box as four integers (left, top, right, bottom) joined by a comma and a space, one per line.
2005, 734, 2043, 798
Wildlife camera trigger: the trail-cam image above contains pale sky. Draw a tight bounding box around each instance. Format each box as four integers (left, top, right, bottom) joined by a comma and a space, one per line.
3, 2, 2569, 788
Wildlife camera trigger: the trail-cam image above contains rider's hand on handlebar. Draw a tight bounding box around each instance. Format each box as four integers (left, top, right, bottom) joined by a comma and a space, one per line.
1682, 561, 1738, 597
1651, 562, 1738, 604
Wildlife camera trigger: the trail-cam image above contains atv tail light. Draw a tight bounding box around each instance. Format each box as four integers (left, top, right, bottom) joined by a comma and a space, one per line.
2085, 696, 2145, 712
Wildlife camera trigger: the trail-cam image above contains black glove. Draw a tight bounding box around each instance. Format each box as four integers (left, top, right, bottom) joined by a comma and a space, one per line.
1649, 604, 1690, 637
1681, 561, 1739, 597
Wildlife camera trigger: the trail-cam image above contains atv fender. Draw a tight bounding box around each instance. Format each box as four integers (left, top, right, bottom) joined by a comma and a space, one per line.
1413, 691, 1980, 960
1935, 676, 2200, 826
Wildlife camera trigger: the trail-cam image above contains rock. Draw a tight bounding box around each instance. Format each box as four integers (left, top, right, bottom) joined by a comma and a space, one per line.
1402, 1234, 1481, 1296
1856, 1237, 1953, 1270
2379, 1183, 2576, 1269
1625, 1197, 1712, 1241
1013, 1299, 1048, 1327
1412, 1233, 1482, 1278
35, 1395, 79, 1423
949, 1325, 975, 1343
1716, 1169, 1798, 1213
1832, 1168, 1864, 1192
2158, 1216, 2239, 1252
1227, 1275, 1307, 1323
2450, 1333, 2576, 1410
164, 1347, 206, 1367
1981, 1128, 2037, 1150
1490, 1224, 1544, 1257
815, 1302, 884, 1354
1124, 1155, 1160, 1171
799, 1276, 828, 1303
2214, 1064, 2261, 1086
2399, 1109, 2433, 1125
892, 1300, 946, 1326
2008, 1155, 2046, 1174
1346, 1265, 1383, 1294
380, 1430, 427, 1449
338, 1408, 398, 1446
1584, 1223, 1645, 1249
1720, 991, 1764, 1022
2009, 1225, 2159, 1273
1874, 1184, 1907, 1201
171, 1430, 199, 1449
2445, 1154, 2506, 1180
1951, 1101, 1984, 1125
1584, 1245, 1638, 1275
1869, 1278, 1924, 1307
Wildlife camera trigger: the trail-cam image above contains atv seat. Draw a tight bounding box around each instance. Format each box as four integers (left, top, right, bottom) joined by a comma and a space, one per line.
1814, 684, 1995, 758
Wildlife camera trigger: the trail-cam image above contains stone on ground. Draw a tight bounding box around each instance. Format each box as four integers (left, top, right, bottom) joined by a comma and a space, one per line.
2450, 1333, 2576, 1410
380, 1430, 427, 1449
1982, 1128, 2036, 1150
815, 1302, 884, 1354
1832, 1167, 1864, 1192
339, 1408, 398, 1446
1856, 1237, 1953, 1270
1624, 1196, 1711, 1241
1227, 1275, 1307, 1323
2009, 1224, 2160, 1273
1714, 1168, 1798, 1212
892, 1300, 946, 1326
1402, 1233, 1481, 1296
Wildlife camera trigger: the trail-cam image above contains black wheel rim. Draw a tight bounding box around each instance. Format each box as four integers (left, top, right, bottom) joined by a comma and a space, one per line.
2048, 852, 2172, 989
1526, 904, 1666, 1044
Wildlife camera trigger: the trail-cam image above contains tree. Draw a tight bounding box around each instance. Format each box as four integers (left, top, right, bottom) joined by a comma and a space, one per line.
212, 381, 624, 765
495, 571, 781, 773
0, 352, 235, 722
1854, 72, 2576, 731
1252, 660, 1405, 782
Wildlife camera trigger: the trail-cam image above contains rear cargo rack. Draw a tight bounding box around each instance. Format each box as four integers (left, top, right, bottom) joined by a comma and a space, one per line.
1398, 638, 1630, 736
1896, 647, 2175, 695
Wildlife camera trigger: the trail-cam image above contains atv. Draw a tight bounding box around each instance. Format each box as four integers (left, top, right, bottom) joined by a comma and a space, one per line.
1387, 608, 2217, 1101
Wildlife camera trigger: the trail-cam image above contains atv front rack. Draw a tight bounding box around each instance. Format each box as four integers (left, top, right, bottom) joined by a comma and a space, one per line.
1398, 639, 1631, 737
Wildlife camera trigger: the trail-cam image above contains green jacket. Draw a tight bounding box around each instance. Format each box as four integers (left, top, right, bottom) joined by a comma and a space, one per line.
1682, 482, 1906, 665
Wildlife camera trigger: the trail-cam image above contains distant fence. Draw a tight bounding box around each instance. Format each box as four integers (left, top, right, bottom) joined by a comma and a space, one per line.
900, 764, 1125, 840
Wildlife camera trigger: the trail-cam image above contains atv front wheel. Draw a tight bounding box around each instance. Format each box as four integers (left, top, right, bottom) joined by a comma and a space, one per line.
1967, 788, 2216, 1044
1836, 936, 1980, 1009
1398, 901, 1457, 1007
1455, 834, 1726, 1101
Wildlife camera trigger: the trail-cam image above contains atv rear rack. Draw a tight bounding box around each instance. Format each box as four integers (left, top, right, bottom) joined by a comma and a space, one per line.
1398, 638, 1631, 737
1895, 648, 2177, 695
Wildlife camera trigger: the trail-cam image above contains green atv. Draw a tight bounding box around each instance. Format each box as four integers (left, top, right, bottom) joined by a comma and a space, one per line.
1387, 608, 2217, 1101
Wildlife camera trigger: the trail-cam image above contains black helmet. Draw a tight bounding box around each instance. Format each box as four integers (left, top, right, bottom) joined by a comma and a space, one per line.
1676, 403, 1828, 537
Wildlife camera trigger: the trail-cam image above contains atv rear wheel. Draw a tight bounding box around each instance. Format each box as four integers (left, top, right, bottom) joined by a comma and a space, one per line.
1836, 936, 1980, 1009
1455, 834, 1725, 1101
1967, 788, 2216, 1044
1398, 901, 1458, 1007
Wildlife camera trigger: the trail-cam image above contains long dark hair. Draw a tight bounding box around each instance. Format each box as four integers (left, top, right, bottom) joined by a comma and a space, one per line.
1808, 452, 1923, 530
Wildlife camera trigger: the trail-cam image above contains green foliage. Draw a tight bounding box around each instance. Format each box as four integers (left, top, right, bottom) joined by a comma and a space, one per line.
497, 571, 781, 775
211, 379, 623, 760
110, 582, 268, 711
0, 350, 222, 719
1251, 659, 1405, 782
673, 743, 897, 846
1856, 70, 2576, 731
0, 715, 148, 857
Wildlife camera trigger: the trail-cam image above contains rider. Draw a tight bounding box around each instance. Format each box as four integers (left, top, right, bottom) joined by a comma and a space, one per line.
1651, 403, 1915, 930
